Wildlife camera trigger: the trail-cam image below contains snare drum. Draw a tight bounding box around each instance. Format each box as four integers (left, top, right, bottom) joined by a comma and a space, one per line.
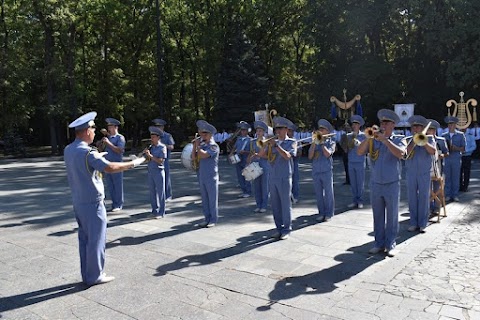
242, 162, 263, 181
181, 143, 195, 171
228, 153, 241, 165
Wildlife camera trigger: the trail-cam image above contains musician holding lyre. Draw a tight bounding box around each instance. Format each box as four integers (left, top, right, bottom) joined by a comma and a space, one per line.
346, 115, 367, 209
145, 126, 167, 219
192, 120, 219, 228
249, 121, 270, 213
357, 109, 406, 257
308, 119, 336, 222
426, 119, 449, 214
441, 116, 466, 202
257, 116, 296, 240
404, 115, 436, 233
233, 121, 252, 198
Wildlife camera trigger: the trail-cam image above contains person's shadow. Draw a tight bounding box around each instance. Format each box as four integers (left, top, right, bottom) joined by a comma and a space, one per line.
257, 242, 384, 311
154, 229, 276, 276
154, 214, 321, 276
0, 282, 86, 315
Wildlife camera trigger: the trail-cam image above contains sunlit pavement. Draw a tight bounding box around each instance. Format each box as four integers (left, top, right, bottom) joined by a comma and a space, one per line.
0, 154, 479, 319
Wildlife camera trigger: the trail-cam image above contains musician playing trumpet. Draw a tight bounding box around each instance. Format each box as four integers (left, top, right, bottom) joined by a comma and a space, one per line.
257, 116, 297, 240
346, 115, 367, 209
308, 119, 336, 223
248, 121, 270, 213
357, 109, 406, 257
404, 115, 436, 233
192, 120, 219, 227
145, 126, 167, 219
426, 119, 449, 214
441, 116, 466, 202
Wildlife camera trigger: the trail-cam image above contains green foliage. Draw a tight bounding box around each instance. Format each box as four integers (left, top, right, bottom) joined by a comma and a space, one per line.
1, 0, 479, 148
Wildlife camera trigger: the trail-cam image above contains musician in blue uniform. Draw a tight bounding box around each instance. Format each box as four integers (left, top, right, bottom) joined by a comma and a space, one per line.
426, 119, 449, 214
234, 121, 252, 198
346, 115, 367, 209
103, 118, 126, 212
357, 109, 406, 257
258, 117, 297, 240
404, 115, 436, 233
442, 116, 466, 202
145, 126, 167, 219
192, 120, 219, 227
288, 123, 300, 204
459, 127, 476, 192
249, 121, 270, 213
64, 112, 144, 286
309, 119, 336, 222
152, 119, 175, 201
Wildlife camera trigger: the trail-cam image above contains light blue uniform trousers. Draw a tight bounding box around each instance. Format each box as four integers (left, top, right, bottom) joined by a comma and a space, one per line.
444, 157, 461, 198
105, 172, 123, 209
407, 171, 431, 228
312, 171, 334, 218
270, 177, 292, 234
148, 168, 166, 216
348, 161, 365, 205
235, 157, 251, 195
253, 163, 269, 210
370, 181, 400, 250
198, 175, 219, 223
291, 157, 300, 199
74, 202, 107, 285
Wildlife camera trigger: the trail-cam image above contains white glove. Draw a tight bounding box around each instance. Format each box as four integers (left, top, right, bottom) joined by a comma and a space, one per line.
132, 157, 146, 167
91, 151, 108, 159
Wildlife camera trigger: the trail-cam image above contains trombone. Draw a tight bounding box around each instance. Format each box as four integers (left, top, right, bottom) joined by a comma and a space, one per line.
297, 131, 336, 147
412, 121, 432, 147
405, 122, 433, 159
294, 132, 336, 148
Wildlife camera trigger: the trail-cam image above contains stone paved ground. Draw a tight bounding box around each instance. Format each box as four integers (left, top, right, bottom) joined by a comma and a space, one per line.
0, 154, 479, 320
384, 199, 480, 320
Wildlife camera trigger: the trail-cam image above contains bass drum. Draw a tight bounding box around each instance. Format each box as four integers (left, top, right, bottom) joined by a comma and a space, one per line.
181, 143, 195, 171
242, 162, 264, 181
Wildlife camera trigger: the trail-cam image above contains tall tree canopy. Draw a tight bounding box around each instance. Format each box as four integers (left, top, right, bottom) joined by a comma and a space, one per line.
1, 0, 479, 152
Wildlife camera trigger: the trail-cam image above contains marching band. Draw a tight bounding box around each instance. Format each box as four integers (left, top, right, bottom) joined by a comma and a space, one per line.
65, 108, 476, 286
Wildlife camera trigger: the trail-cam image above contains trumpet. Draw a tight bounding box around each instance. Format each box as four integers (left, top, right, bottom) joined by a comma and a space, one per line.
364, 125, 380, 139
191, 133, 202, 143
256, 135, 278, 148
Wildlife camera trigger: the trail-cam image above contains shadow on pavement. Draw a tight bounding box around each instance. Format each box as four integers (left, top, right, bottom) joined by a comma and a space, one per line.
106, 220, 199, 248
154, 229, 276, 277
154, 214, 321, 277
257, 242, 382, 311
0, 282, 86, 314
